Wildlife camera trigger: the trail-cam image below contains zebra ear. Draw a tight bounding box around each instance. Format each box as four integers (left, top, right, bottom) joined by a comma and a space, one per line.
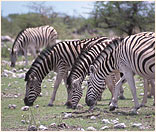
89, 65, 96, 74
25, 74, 37, 81
30, 75, 37, 81
73, 77, 81, 87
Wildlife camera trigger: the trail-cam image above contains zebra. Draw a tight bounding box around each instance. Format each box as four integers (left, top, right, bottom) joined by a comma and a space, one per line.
10, 25, 58, 67
23, 36, 108, 106
86, 33, 155, 113
66, 38, 125, 109
86, 32, 155, 108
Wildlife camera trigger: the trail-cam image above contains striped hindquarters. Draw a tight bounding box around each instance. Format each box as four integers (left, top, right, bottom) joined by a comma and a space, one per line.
121, 33, 155, 78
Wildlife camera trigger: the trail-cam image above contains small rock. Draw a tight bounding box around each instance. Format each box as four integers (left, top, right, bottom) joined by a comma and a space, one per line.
111, 119, 119, 124
139, 93, 144, 96
35, 104, 39, 108
12, 73, 16, 78
100, 126, 109, 130
102, 119, 110, 124
64, 113, 72, 118
49, 123, 57, 128
18, 69, 23, 72
77, 104, 83, 109
23, 68, 29, 71
77, 128, 85, 131
48, 79, 53, 82
90, 116, 96, 120
139, 126, 146, 130
39, 93, 43, 97
116, 118, 119, 121
39, 125, 48, 131
2, 73, 8, 77
8, 104, 17, 109
114, 123, 126, 129
17, 73, 25, 79
27, 120, 30, 124
21, 120, 26, 124
12, 68, 17, 72
132, 123, 142, 128
87, 126, 96, 131
14, 95, 18, 98
58, 122, 69, 128
4, 69, 14, 74
52, 76, 56, 81
21, 106, 29, 111
28, 125, 37, 131
8, 83, 12, 87
82, 86, 85, 90
43, 85, 47, 88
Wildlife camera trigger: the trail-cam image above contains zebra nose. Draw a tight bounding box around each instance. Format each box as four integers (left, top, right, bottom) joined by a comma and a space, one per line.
11, 63, 15, 67
85, 97, 95, 107
24, 97, 33, 106
66, 101, 72, 108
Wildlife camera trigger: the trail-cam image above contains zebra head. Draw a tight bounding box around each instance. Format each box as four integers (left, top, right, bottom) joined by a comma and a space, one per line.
24, 72, 41, 106
86, 65, 105, 108
66, 77, 83, 109
10, 49, 18, 67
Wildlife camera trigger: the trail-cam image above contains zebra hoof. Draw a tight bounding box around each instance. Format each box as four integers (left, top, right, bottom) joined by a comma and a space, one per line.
130, 109, 138, 115
147, 95, 152, 98
48, 104, 53, 107
140, 104, 145, 107
109, 105, 116, 111
64, 102, 68, 106
97, 97, 102, 101
118, 95, 126, 100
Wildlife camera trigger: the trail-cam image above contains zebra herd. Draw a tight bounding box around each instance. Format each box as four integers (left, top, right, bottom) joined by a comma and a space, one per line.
10, 25, 155, 114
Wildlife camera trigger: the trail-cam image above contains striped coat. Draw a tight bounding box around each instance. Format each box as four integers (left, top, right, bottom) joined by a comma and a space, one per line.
10, 25, 58, 67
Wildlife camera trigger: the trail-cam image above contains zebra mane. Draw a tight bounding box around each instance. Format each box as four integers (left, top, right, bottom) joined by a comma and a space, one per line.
12, 29, 26, 53
25, 46, 55, 82
91, 37, 124, 67
25, 69, 32, 81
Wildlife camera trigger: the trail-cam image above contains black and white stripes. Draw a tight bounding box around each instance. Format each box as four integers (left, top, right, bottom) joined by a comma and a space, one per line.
10, 25, 58, 67
24, 36, 108, 106
86, 33, 155, 113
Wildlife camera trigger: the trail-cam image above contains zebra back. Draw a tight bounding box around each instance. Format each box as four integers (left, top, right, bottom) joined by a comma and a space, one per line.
25, 36, 108, 81
86, 33, 155, 108
67, 39, 111, 86
11, 25, 58, 54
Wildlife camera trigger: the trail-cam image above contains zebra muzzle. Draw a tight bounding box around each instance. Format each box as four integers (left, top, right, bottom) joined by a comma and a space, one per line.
24, 97, 34, 106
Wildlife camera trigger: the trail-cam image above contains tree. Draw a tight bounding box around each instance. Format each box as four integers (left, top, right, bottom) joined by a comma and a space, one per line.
25, 2, 54, 25
92, 1, 155, 35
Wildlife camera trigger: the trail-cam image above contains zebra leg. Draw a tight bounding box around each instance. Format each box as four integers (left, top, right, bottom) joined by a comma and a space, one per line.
116, 72, 126, 100
147, 80, 152, 98
105, 75, 115, 105
48, 72, 65, 106
23, 50, 28, 66
150, 79, 155, 106
29, 47, 37, 59
122, 68, 140, 113
140, 78, 148, 107
63, 71, 71, 105
109, 76, 125, 111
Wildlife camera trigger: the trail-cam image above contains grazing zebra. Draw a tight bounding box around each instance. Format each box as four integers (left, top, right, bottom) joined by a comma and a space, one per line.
10, 25, 58, 67
66, 39, 125, 109
24, 36, 108, 106
86, 33, 155, 113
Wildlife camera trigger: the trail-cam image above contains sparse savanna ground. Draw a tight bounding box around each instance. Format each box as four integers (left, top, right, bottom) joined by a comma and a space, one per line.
1, 42, 155, 131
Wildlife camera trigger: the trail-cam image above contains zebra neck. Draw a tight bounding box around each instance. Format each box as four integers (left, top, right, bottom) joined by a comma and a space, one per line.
31, 48, 54, 81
